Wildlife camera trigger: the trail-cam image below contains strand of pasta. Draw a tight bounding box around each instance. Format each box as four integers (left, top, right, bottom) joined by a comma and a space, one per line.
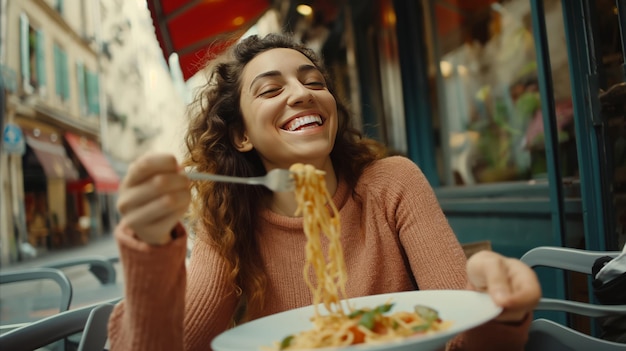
290, 163, 348, 318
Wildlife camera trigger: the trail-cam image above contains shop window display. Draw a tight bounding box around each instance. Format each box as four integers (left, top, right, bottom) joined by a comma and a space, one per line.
434, 0, 577, 185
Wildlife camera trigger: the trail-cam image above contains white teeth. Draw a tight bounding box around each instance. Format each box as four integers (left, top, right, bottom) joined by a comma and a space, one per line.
285, 115, 323, 131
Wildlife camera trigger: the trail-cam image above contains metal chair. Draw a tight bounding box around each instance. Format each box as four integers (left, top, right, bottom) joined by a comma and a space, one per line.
1, 258, 123, 350
0, 267, 73, 332
521, 246, 626, 350
0, 298, 120, 351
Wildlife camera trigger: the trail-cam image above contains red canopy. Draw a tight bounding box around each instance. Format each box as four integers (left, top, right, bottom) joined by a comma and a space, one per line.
147, 0, 271, 81
65, 132, 120, 193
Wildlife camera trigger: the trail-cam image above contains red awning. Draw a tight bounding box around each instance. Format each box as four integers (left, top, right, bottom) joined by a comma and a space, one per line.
64, 132, 120, 193
24, 135, 79, 180
147, 0, 271, 81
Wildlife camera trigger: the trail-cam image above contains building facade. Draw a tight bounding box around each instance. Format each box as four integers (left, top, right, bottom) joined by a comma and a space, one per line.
1, 0, 109, 264
0, 0, 187, 265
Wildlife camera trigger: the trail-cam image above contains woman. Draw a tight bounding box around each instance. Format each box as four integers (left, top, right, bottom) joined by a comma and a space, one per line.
109, 33, 540, 350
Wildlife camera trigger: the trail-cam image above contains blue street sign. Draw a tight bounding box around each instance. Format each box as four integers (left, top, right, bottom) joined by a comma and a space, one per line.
2, 123, 25, 155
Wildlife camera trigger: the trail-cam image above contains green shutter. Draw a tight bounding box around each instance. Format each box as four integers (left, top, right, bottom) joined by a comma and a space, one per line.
93, 74, 100, 114
19, 14, 30, 88
53, 43, 62, 97
86, 71, 100, 115
60, 50, 69, 100
53, 44, 69, 101
56, 0, 63, 14
86, 71, 93, 114
36, 30, 46, 88
76, 62, 87, 114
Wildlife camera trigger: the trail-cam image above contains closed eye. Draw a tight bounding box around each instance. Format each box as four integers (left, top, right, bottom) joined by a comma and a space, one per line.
258, 87, 282, 97
305, 82, 325, 89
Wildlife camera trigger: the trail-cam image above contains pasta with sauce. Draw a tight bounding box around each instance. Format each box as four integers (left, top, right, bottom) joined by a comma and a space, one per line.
264, 163, 451, 350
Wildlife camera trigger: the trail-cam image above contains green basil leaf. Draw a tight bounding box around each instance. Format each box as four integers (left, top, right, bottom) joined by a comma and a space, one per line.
358, 311, 376, 330
279, 335, 294, 350
375, 303, 394, 314
348, 309, 366, 319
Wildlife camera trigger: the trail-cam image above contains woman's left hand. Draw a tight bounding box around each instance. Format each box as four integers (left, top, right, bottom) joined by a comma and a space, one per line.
466, 250, 542, 323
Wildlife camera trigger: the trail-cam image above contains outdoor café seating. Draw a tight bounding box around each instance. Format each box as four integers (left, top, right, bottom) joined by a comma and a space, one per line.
522, 246, 626, 350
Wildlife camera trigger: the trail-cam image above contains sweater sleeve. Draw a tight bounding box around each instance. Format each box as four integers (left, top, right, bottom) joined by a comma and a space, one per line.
183, 235, 239, 351
380, 157, 468, 290
107, 223, 239, 351
108, 223, 188, 351
378, 156, 531, 350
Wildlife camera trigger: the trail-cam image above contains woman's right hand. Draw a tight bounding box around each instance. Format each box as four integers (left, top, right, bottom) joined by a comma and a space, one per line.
116, 153, 191, 245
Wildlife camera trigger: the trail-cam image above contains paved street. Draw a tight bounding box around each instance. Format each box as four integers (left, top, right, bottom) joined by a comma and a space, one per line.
0, 234, 124, 327
1, 233, 119, 271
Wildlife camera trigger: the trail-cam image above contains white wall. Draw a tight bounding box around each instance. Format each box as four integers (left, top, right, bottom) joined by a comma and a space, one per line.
100, 0, 187, 164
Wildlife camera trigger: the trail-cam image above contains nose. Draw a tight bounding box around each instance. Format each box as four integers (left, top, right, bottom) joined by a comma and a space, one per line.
286, 82, 314, 106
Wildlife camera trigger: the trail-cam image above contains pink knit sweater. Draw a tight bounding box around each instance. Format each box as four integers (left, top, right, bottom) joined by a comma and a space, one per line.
108, 156, 529, 350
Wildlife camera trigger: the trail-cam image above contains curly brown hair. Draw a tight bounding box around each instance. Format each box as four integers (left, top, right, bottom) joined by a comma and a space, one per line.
183, 33, 386, 320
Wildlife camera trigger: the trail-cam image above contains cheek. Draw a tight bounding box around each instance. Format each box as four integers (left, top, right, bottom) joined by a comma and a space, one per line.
239, 99, 253, 125
327, 101, 339, 127
241, 101, 269, 128
255, 100, 285, 126
321, 94, 338, 115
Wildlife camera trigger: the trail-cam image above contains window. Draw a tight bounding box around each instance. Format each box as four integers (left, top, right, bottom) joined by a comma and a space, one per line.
430, 0, 577, 186
54, 0, 64, 14
75, 63, 100, 116
76, 62, 87, 114
85, 70, 100, 116
53, 43, 69, 102
19, 13, 46, 95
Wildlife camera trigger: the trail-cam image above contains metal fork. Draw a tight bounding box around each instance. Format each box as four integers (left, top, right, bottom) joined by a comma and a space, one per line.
185, 168, 295, 192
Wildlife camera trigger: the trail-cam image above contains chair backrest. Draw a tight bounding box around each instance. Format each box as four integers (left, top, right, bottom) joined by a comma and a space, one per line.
526, 318, 626, 351
77, 303, 115, 351
0, 298, 120, 351
520, 246, 619, 274
520, 246, 626, 350
0, 267, 73, 312
521, 246, 625, 314
0, 267, 73, 331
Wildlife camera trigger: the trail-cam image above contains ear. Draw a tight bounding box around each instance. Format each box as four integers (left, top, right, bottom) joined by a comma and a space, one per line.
233, 132, 253, 152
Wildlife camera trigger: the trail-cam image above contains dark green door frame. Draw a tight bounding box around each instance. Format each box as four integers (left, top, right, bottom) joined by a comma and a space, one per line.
529, 0, 566, 248
561, 0, 611, 251
393, 0, 439, 186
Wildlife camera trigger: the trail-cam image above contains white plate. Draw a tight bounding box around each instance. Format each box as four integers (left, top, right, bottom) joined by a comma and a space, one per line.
212, 290, 502, 351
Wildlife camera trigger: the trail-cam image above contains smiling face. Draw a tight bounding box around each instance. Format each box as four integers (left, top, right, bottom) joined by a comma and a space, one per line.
238, 48, 338, 171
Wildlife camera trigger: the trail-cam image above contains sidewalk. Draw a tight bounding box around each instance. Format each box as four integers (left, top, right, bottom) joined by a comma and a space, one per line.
0, 233, 120, 272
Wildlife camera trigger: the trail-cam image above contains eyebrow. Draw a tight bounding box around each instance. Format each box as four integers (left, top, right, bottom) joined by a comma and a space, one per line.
248, 64, 320, 92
